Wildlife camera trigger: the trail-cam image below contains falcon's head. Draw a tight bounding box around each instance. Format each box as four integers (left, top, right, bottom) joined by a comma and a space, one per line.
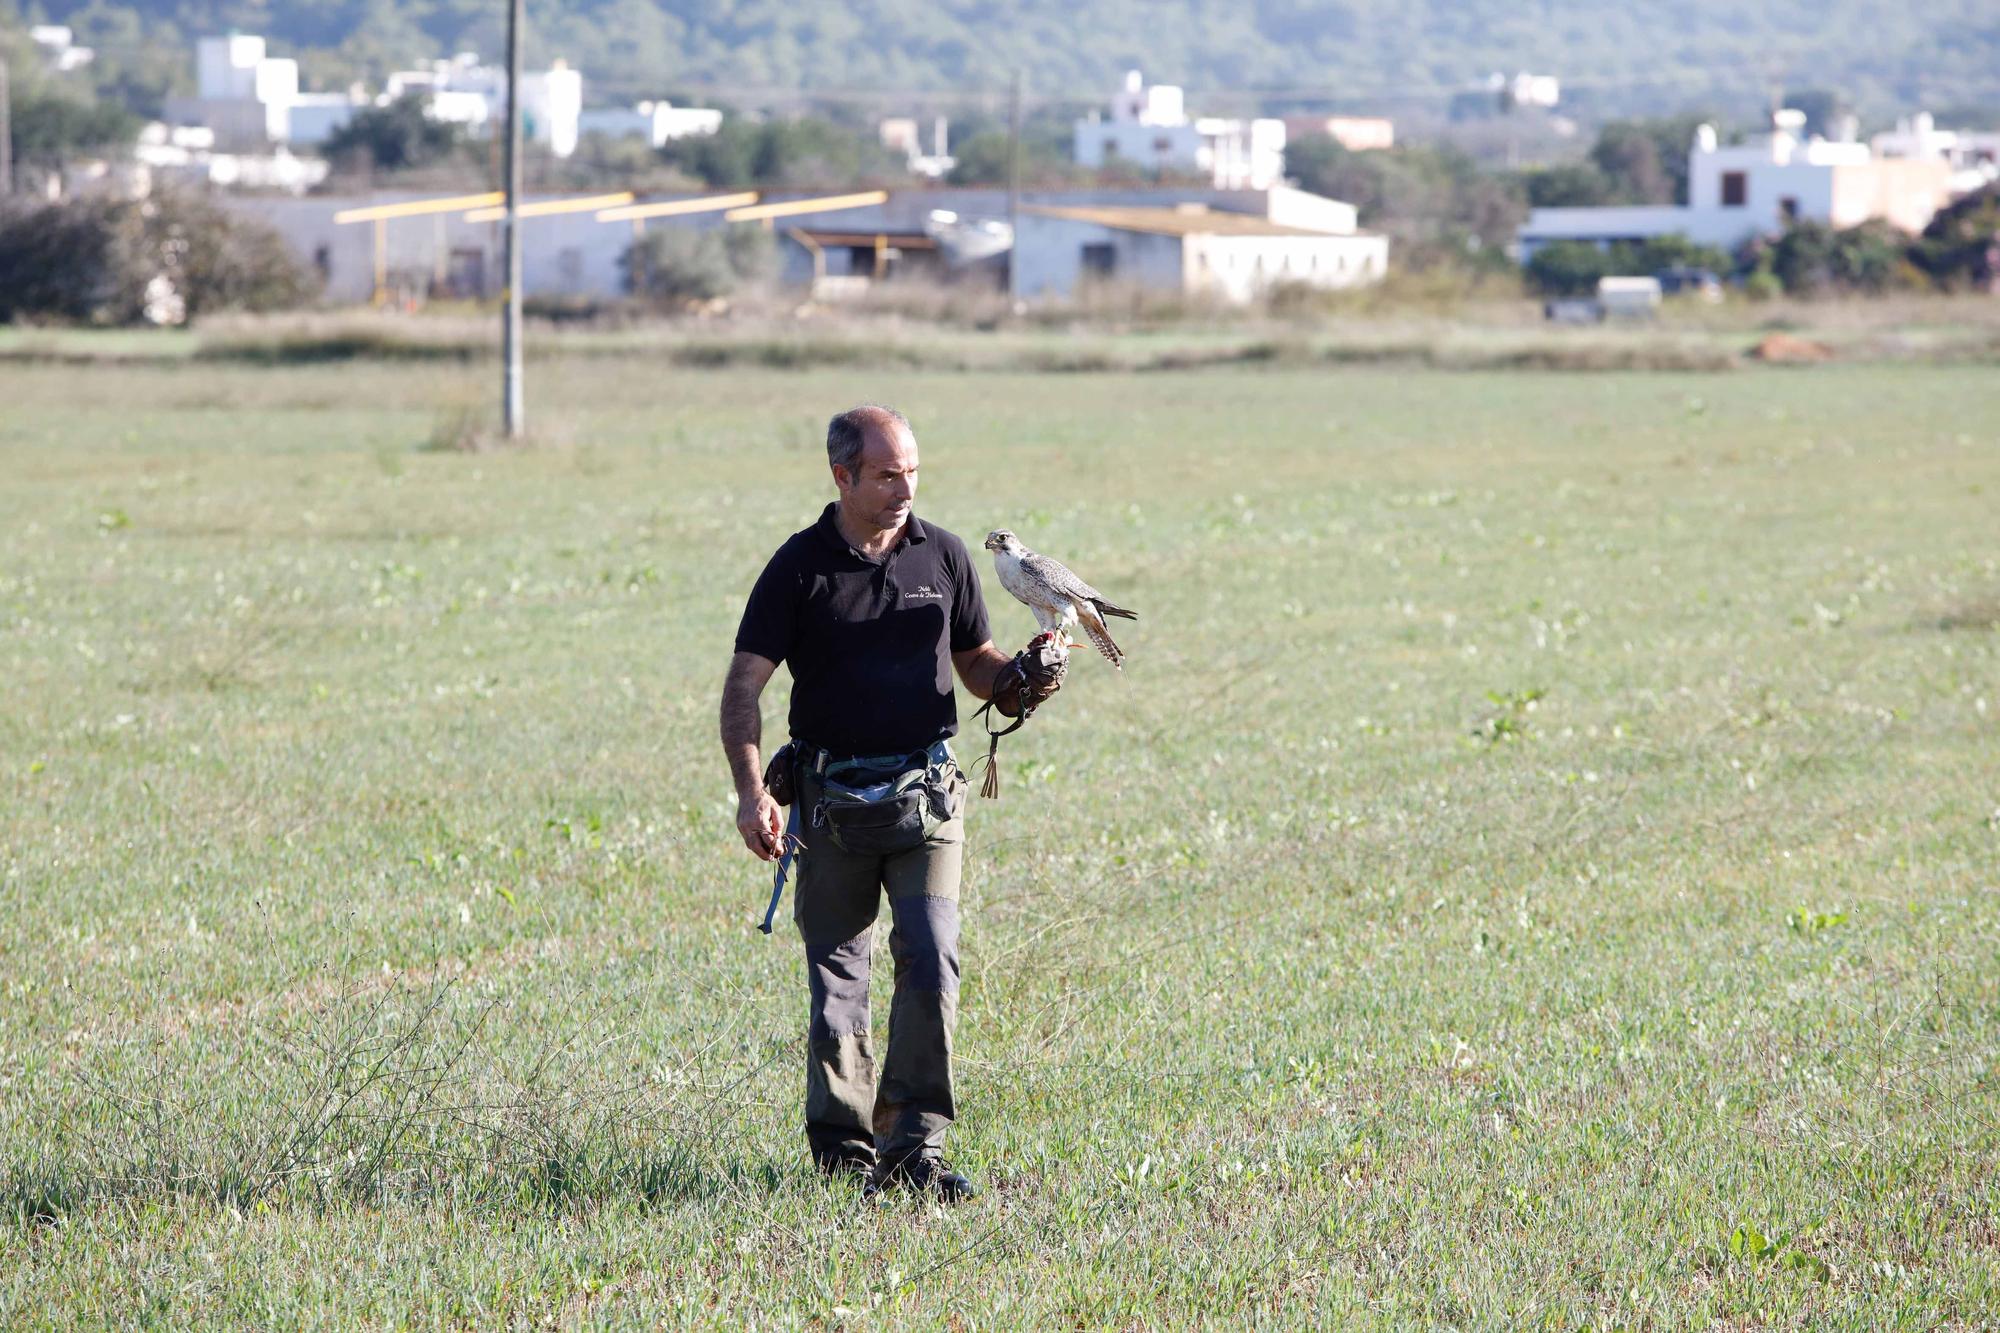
984, 529, 1025, 555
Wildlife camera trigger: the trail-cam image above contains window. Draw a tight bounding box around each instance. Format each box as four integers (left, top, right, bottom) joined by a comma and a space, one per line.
1102, 141, 1120, 158
1153, 136, 1173, 154
558, 247, 584, 286
1721, 171, 1747, 206
1081, 242, 1116, 277
1778, 196, 1799, 222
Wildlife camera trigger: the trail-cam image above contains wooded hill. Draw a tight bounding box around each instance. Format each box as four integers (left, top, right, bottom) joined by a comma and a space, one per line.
16, 0, 1999, 122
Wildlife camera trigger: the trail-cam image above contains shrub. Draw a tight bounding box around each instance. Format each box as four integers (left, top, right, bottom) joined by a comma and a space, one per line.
1524, 234, 1731, 296
0, 190, 315, 326
1765, 219, 1911, 295
1524, 240, 1611, 296
621, 224, 774, 307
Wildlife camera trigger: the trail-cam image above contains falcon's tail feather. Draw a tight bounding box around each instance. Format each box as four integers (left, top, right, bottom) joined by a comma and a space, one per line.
1074, 602, 1125, 670
1091, 597, 1138, 621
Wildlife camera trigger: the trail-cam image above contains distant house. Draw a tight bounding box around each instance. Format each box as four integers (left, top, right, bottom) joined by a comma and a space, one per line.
226, 184, 1382, 307
161, 34, 301, 148
1016, 188, 1386, 303
879, 117, 955, 180
383, 55, 584, 158
157, 36, 583, 160
577, 101, 723, 149
30, 25, 95, 73
1074, 71, 1287, 191
1517, 110, 1954, 260
1872, 112, 2000, 198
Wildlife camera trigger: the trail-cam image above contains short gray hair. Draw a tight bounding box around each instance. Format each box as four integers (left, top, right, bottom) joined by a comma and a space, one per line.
826, 404, 911, 479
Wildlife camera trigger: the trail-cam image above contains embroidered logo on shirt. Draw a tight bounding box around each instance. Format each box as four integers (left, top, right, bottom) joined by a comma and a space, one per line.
904, 584, 945, 601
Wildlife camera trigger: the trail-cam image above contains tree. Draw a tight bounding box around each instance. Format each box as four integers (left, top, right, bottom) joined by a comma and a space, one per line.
1764, 219, 1908, 294
660, 117, 905, 189
322, 95, 468, 173
1588, 122, 1670, 204
0, 190, 313, 325
1523, 164, 1615, 207
1286, 135, 1526, 257
1587, 116, 1709, 204
622, 223, 773, 305
1524, 240, 1610, 296
1523, 233, 1730, 296
5, 86, 140, 171
1908, 184, 2000, 291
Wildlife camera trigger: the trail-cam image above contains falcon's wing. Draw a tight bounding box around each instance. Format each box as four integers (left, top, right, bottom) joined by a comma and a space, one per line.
1020, 552, 1105, 604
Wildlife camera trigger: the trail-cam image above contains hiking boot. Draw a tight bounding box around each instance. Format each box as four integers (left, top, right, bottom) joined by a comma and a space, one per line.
867, 1153, 977, 1203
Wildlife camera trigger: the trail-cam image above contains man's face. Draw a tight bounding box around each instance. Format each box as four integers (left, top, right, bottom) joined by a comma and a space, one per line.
835, 424, 919, 532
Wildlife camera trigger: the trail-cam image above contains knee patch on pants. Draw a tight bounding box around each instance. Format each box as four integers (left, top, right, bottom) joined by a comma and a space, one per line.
890, 894, 960, 994
806, 930, 872, 1039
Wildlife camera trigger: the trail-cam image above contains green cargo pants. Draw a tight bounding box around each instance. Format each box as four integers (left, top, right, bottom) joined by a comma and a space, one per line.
793, 758, 967, 1169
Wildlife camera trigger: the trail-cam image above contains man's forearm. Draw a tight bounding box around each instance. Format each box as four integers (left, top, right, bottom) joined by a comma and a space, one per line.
958, 646, 1011, 700
719, 675, 766, 798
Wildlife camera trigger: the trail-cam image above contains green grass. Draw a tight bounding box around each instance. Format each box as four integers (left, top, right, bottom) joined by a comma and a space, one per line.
1, 358, 1996, 1327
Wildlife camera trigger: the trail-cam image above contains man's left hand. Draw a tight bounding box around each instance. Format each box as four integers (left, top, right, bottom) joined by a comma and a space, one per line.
991, 636, 1068, 718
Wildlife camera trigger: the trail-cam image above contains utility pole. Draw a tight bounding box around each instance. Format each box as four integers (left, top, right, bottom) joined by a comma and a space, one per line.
1006, 69, 1021, 308
501, 0, 526, 439
1, 54, 13, 197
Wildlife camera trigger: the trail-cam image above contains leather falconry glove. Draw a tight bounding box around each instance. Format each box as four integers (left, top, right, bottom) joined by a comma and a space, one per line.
977, 636, 1070, 798
991, 636, 1069, 719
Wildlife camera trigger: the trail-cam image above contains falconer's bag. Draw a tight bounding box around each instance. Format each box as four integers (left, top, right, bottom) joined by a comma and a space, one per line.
812, 740, 961, 857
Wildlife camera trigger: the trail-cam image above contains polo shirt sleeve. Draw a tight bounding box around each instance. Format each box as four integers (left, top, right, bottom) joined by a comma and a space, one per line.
733, 545, 799, 665
948, 538, 991, 653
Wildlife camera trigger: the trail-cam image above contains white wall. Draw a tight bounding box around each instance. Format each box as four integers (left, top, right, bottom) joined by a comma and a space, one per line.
1264, 185, 1357, 234
1185, 234, 1388, 302
1075, 120, 1205, 176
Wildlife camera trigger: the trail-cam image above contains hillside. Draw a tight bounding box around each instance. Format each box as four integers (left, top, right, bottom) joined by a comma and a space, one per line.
21, 0, 2000, 120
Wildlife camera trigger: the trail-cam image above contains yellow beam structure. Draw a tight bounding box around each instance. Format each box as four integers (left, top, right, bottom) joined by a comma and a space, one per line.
597, 192, 760, 223
463, 192, 634, 222
722, 190, 888, 223
333, 192, 504, 225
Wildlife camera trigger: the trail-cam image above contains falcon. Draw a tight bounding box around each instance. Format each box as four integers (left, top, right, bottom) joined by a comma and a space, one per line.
982, 529, 1138, 669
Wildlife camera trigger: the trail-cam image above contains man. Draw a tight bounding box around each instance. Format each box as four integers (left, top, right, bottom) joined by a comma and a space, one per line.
720, 404, 1063, 1202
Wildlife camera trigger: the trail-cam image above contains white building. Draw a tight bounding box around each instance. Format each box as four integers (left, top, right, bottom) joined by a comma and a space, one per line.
30, 25, 95, 72
159, 34, 301, 147
1074, 71, 1287, 191
577, 100, 724, 148
224, 184, 1381, 307
1872, 112, 2000, 198
133, 121, 330, 194
1016, 187, 1384, 303
1495, 72, 1560, 109
287, 93, 363, 146
384, 55, 584, 158
879, 117, 955, 180
1518, 110, 1955, 259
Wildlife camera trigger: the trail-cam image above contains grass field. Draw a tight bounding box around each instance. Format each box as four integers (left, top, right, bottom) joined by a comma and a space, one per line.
1, 354, 1996, 1327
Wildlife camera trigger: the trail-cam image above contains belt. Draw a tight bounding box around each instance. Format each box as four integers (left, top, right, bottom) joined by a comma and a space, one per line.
794, 737, 953, 780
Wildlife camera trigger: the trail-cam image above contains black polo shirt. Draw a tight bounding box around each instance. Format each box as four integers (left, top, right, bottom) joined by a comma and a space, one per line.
735, 503, 992, 756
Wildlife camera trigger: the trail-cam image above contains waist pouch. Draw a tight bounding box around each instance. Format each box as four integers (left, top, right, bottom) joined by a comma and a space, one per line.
812, 741, 961, 856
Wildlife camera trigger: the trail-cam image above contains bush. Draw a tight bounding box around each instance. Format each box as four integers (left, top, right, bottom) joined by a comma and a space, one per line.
0, 196, 147, 323
1524, 240, 1611, 296
323, 96, 469, 174
1908, 184, 2000, 291
1524, 234, 1731, 296
1764, 219, 1911, 295
0, 190, 315, 326
621, 224, 775, 306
